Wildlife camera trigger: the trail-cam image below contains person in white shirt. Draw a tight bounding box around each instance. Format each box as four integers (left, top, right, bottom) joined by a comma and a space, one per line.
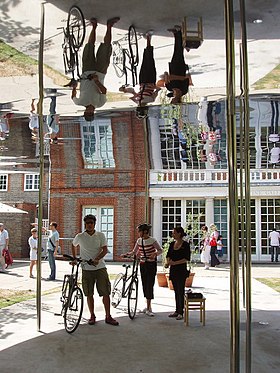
269, 227, 280, 262
28, 228, 38, 278
72, 214, 119, 326
71, 16, 120, 122
0, 223, 9, 272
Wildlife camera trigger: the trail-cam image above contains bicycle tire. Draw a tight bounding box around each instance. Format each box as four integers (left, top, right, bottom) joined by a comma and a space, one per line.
64, 286, 84, 333
128, 25, 139, 67
61, 275, 71, 314
67, 5, 86, 50
111, 273, 124, 308
63, 42, 76, 74
128, 278, 138, 319
112, 43, 125, 78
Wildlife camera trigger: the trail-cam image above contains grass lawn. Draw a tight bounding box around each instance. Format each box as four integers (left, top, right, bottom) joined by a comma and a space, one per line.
0, 39, 129, 102
256, 278, 280, 292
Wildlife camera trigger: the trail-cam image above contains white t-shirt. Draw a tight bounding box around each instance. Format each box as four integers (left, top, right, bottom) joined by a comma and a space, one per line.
269, 231, 280, 246
270, 147, 280, 164
72, 71, 106, 108
0, 229, 9, 246
28, 236, 38, 260
73, 230, 107, 271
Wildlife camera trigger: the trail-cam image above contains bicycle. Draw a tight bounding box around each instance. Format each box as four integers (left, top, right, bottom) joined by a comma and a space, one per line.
60, 5, 86, 81
58, 254, 93, 333
111, 254, 140, 319
112, 25, 139, 87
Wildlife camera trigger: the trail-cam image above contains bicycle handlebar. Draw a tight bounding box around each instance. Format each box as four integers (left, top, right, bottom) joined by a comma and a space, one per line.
63, 254, 95, 265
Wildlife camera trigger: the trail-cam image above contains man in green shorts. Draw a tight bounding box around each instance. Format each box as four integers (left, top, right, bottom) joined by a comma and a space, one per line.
72, 214, 119, 326
71, 16, 120, 121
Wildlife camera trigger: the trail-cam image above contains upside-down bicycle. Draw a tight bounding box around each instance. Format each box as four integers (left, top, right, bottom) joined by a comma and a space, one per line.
61, 5, 86, 81
112, 25, 139, 87
58, 254, 93, 333
111, 254, 140, 319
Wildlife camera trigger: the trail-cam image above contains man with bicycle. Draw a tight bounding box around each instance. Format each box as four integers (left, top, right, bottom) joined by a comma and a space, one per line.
71, 16, 120, 121
72, 214, 119, 326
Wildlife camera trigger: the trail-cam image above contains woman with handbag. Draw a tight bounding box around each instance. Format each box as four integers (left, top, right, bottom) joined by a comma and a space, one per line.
209, 224, 220, 267
165, 227, 191, 320
126, 223, 162, 316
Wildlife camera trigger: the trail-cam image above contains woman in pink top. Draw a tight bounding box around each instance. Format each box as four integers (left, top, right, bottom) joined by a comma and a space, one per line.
127, 223, 162, 316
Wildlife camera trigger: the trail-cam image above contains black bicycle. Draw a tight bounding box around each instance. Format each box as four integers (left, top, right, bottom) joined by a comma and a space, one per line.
59, 254, 92, 333
111, 254, 140, 319
61, 5, 86, 81
112, 25, 139, 87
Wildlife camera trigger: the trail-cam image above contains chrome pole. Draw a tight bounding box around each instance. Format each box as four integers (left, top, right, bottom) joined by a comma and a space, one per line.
224, 1, 240, 372
239, 44, 246, 310
36, 1, 45, 332
239, 0, 252, 371
143, 117, 150, 222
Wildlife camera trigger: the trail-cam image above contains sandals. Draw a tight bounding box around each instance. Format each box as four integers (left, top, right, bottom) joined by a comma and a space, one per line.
105, 315, 119, 326
107, 17, 120, 27
88, 314, 96, 325
168, 312, 179, 318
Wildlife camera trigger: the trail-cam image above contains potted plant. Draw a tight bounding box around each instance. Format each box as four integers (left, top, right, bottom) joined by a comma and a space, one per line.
156, 237, 173, 287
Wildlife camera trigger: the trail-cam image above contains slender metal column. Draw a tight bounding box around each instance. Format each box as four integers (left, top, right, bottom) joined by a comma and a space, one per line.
224, 1, 240, 372
36, 2, 45, 332
239, 0, 252, 371
143, 117, 150, 221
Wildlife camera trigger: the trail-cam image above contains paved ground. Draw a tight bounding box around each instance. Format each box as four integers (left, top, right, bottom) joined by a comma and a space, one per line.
0, 259, 279, 373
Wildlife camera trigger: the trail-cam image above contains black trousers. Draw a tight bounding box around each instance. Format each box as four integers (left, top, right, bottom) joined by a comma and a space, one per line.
139, 46, 156, 84
270, 246, 279, 262
140, 261, 157, 299
171, 266, 187, 315
210, 246, 220, 267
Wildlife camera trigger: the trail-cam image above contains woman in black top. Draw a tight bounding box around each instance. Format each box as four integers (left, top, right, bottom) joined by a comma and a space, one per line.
165, 227, 191, 320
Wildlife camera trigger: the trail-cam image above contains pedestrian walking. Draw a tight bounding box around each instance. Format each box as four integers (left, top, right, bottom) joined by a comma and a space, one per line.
45, 222, 59, 281
269, 227, 280, 262
0, 223, 9, 272
200, 225, 211, 270
28, 228, 38, 278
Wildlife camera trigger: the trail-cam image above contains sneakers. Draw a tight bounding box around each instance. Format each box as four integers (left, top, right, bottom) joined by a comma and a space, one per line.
140, 307, 147, 314
88, 314, 96, 325
29, 274, 35, 279
105, 315, 119, 326
168, 312, 178, 318
146, 310, 154, 317
176, 314, 183, 320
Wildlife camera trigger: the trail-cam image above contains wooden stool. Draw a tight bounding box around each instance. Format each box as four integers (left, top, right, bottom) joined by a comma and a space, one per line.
184, 296, 206, 326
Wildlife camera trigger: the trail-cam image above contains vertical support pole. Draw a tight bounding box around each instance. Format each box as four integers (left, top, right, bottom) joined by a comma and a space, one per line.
36, 2, 45, 332
239, 0, 252, 371
143, 117, 150, 222
224, 1, 240, 372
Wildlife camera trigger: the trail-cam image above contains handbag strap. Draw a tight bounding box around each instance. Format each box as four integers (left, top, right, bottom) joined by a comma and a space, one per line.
141, 238, 148, 260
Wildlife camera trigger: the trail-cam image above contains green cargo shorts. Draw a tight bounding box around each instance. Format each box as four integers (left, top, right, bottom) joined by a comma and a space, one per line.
82, 267, 111, 297
82, 42, 112, 74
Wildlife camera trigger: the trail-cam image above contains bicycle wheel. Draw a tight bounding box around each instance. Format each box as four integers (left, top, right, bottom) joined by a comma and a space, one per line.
112, 43, 125, 78
64, 286, 84, 333
128, 278, 138, 319
63, 42, 76, 74
111, 273, 124, 308
128, 25, 139, 67
67, 5, 86, 50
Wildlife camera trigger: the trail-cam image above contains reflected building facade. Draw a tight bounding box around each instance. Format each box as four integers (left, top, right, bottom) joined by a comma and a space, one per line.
1, 97, 280, 261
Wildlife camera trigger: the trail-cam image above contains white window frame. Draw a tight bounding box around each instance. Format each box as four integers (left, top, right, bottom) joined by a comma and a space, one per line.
24, 174, 40, 191
0, 174, 8, 191
81, 119, 115, 169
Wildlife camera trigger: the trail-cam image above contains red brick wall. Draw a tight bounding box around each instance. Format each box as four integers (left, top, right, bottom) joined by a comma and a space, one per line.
48, 112, 149, 260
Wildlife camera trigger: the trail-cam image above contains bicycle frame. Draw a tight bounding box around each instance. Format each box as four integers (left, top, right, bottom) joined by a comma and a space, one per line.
120, 256, 139, 298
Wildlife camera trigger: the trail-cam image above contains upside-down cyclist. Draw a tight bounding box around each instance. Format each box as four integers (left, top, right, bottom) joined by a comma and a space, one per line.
124, 223, 162, 316
71, 16, 120, 121
72, 214, 119, 326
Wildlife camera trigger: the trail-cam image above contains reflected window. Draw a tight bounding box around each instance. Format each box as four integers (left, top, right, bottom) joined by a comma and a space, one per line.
260, 199, 280, 255
24, 174, 39, 191
0, 174, 8, 191
81, 119, 115, 169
